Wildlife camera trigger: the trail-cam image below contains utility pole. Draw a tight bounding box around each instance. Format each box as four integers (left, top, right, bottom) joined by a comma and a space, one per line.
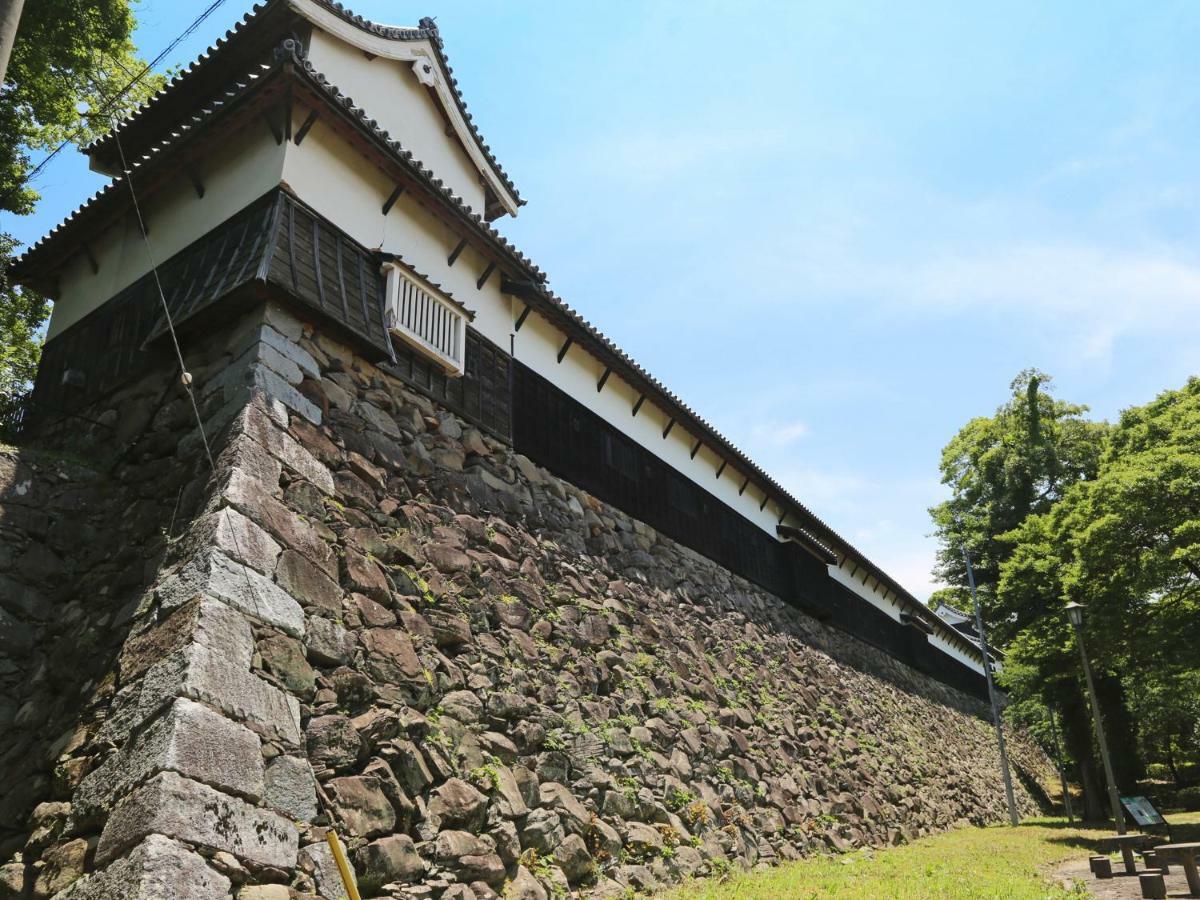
0, 0, 24, 86
1047, 706, 1074, 823
962, 543, 1021, 825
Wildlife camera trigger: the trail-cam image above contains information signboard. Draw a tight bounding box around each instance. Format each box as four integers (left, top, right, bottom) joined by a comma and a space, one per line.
1121, 795, 1167, 828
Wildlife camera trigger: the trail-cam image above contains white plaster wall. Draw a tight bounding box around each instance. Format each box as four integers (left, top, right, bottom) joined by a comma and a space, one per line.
47, 126, 286, 339
827, 563, 986, 672
928, 630, 987, 676
828, 564, 903, 622
279, 118, 512, 344
304, 28, 488, 215
511, 307, 792, 537
277, 118, 792, 539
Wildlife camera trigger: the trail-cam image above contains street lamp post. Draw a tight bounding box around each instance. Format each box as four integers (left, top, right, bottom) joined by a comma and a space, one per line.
1065, 601, 1126, 833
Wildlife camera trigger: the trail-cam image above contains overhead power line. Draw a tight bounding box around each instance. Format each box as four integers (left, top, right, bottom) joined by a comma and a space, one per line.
23, 0, 229, 185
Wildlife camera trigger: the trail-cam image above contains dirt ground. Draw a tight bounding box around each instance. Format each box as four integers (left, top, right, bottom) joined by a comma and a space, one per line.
1054, 856, 1197, 898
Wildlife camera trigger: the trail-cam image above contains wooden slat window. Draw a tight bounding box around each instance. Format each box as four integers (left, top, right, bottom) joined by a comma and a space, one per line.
382, 262, 466, 376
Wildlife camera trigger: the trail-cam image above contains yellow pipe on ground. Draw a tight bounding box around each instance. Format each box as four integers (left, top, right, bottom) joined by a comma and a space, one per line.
325, 829, 362, 900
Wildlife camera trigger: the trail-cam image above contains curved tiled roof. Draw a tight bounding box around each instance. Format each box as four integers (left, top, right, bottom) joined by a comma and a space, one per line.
20, 41, 977, 662
85, 0, 523, 210
16, 41, 543, 283
319, 2, 523, 207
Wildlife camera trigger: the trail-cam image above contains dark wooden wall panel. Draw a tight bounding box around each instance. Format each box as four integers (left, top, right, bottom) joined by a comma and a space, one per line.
383, 329, 511, 442
510, 360, 990, 701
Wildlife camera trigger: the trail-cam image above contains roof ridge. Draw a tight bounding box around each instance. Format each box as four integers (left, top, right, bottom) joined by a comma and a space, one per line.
85, 0, 523, 207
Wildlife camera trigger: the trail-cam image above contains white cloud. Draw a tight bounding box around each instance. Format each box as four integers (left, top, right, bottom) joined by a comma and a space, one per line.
750, 419, 809, 445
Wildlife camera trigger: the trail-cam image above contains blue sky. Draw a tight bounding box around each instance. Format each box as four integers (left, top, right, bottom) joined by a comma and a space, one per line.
7, 1, 1200, 599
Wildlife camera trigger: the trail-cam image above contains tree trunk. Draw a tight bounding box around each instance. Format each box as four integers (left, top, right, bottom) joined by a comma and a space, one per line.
1060, 688, 1106, 821
1166, 746, 1182, 789
1095, 671, 1142, 792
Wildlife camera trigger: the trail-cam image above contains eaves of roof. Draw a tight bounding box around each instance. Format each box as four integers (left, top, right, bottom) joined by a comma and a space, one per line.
84, 0, 523, 214
13, 41, 547, 291
22, 42, 981, 666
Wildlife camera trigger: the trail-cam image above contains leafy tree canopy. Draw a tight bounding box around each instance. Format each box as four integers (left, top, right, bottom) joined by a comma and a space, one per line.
0, 0, 163, 422
997, 378, 1200, 792
929, 369, 1109, 644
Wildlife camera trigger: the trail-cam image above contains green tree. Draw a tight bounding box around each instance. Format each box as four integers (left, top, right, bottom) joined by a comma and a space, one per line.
999, 378, 1200, 816
929, 369, 1108, 643
0, 0, 163, 421
929, 371, 1120, 819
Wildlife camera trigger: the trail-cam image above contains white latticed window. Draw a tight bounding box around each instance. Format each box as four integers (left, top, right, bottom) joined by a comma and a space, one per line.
382, 262, 468, 376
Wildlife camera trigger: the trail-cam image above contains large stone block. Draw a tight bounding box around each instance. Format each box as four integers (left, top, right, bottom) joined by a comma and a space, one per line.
276, 550, 342, 617
215, 469, 336, 577
264, 755, 318, 822
355, 834, 425, 885
76, 697, 264, 820
326, 776, 396, 837
232, 403, 334, 494
209, 350, 322, 426
187, 508, 283, 577
299, 841, 357, 900
97, 772, 298, 870
102, 644, 301, 747
56, 834, 230, 900
305, 616, 356, 666
216, 434, 284, 493
158, 548, 305, 638
118, 597, 254, 683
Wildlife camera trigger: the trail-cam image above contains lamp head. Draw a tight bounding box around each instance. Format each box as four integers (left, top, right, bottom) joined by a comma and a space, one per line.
1065, 601, 1084, 628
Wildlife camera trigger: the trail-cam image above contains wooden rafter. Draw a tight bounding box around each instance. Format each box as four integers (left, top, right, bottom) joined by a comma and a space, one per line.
262, 110, 282, 145
293, 110, 319, 144
381, 185, 405, 216
80, 242, 99, 274
514, 304, 532, 332
556, 336, 573, 363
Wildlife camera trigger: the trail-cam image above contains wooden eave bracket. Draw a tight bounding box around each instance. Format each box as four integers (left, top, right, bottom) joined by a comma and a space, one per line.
716, 460, 729, 480
188, 171, 205, 199
632, 394, 646, 417
476, 262, 496, 290
381, 185, 405, 216
556, 336, 573, 363
447, 238, 468, 267
662, 418, 676, 439
80, 243, 99, 275
597, 367, 612, 392
293, 109, 319, 144
513, 304, 532, 332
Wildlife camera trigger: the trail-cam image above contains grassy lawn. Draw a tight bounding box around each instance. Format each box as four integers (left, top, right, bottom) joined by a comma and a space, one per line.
660, 812, 1200, 899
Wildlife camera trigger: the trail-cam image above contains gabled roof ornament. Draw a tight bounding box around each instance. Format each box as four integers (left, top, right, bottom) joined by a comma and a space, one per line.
411, 57, 438, 88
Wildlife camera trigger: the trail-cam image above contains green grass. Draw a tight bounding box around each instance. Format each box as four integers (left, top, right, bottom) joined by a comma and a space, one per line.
660, 813, 1200, 899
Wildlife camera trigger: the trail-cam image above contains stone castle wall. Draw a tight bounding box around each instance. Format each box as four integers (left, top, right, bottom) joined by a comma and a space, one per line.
0, 300, 1056, 899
